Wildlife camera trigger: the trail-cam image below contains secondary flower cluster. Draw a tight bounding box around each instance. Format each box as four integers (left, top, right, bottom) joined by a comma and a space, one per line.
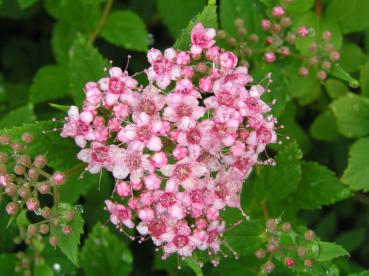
0, 133, 75, 275
61, 23, 277, 260
255, 218, 317, 274
217, 1, 341, 81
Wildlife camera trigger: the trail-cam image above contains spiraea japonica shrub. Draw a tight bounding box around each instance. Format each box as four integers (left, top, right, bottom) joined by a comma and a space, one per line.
0, 0, 369, 275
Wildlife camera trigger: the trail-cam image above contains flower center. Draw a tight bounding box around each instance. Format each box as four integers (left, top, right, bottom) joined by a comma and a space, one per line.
139, 99, 156, 115
124, 153, 142, 171
176, 104, 192, 118
173, 235, 189, 248
109, 77, 125, 94
160, 192, 176, 207
173, 164, 192, 181
136, 125, 153, 142
186, 128, 201, 145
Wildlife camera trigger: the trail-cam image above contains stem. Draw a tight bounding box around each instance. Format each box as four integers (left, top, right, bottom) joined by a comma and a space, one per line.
53, 182, 59, 232
64, 163, 86, 176
315, 0, 322, 18
260, 201, 269, 220
89, 0, 114, 43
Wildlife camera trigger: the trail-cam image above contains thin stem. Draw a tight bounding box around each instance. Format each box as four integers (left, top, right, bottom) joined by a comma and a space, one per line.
89, 0, 114, 43
53, 182, 59, 231
315, 0, 323, 18
260, 201, 269, 220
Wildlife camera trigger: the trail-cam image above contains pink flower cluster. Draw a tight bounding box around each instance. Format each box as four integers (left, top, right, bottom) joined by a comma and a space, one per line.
61, 23, 277, 261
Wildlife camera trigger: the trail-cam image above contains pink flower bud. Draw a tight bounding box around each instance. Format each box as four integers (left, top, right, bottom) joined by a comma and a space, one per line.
116, 180, 131, 198
261, 19, 271, 30
26, 198, 40, 212
199, 77, 213, 92
272, 6, 285, 17
53, 172, 65, 185
264, 52, 276, 63
285, 258, 295, 268
6, 202, 19, 215
219, 52, 238, 69
297, 26, 309, 37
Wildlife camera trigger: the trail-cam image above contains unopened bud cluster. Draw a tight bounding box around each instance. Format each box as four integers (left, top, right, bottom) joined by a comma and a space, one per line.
0, 132, 76, 273
255, 218, 317, 274
216, 0, 341, 82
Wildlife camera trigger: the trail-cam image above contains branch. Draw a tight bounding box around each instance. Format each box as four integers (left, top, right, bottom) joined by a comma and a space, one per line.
89, 0, 114, 43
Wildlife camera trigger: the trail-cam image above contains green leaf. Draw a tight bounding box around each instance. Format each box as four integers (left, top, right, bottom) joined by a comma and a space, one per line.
184, 255, 203, 276
220, 0, 261, 38
30, 65, 69, 104
336, 228, 366, 252
80, 223, 132, 276
34, 261, 54, 276
0, 121, 79, 170
289, 74, 321, 105
60, 171, 111, 204
330, 63, 359, 88
101, 10, 148, 52
17, 0, 37, 9
360, 60, 369, 98
49, 103, 70, 112
158, 0, 206, 38
68, 36, 107, 105
340, 43, 368, 73
173, 3, 218, 50
284, 0, 314, 14
342, 137, 369, 191
0, 104, 35, 129
56, 203, 84, 266
44, 0, 101, 33
317, 241, 349, 262
325, 79, 348, 99
310, 110, 340, 141
291, 162, 351, 210
253, 142, 302, 203
0, 254, 21, 275
51, 22, 78, 64
330, 94, 369, 138
326, 0, 369, 34
224, 219, 264, 256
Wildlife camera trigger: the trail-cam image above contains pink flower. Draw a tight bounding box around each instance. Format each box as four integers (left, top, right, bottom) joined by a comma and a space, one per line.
105, 200, 134, 228
272, 6, 284, 17
297, 26, 309, 37
219, 52, 238, 69
163, 95, 205, 123
190, 23, 216, 55
264, 52, 276, 63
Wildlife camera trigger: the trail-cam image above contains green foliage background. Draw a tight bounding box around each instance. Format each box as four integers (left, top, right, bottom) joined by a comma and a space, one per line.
0, 0, 369, 275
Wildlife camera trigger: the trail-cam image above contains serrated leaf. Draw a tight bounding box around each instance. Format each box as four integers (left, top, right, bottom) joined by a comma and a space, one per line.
56, 203, 84, 266
317, 241, 349, 262
30, 65, 69, 104
253, 142, 302, 203
80, 223, 132, 275
0, 104, 35, 129
360, 60, 369, 98
68, 36, 107, 105
220, 0, 261, 38
158, 0, 206, 38
289, 74, 321, 105
284, 0, 314, 14
0, 121, 80, 170
51, 22, 78, 64
341, 137, 369, 191
173, 4, 218, 50
310, 110, 339, 141
224, 219, 264, 256
325, 79, 348, 99
291, 162, 351, 210
17, 0, 37, 9
326, 0, 369, 34
44, 0, 101, 33
101, 10, 148, 52
330, 94, 369, 138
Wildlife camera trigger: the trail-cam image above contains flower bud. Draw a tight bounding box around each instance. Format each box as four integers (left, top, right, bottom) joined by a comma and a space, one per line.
18, 186, 31, 198
248, 34, 258, 43
34, 155, 47, 168
322, 61, 331, 70
297, 246, 307, 257
280, 17, 292, 27
263, 261, 275, 273
261, 19, 271, 30
330, 51, 340, 62
322, 31, 332, 41
41, 207, 51, 219
272, 6, 285, 18
26, 198, 40, 212
255, 248, 266, 259
27, 167, 39, 181
6, 202, 19, 215
62, 225, 72, 236
265, 218, 277, 230
14, 165, 26, 175
27, 224, 38, 236
39, 223, 49, 235
49, 235, 58, 247
304, 229, 315, 240
52, 172, 65, 185
298, 67, 309, 77
309, 56, 319, 67
234, 18, 244, 28
62, 210, 75, 222
282, 222, 291, 231
304, 259, 313, 268
21, 133, 33, 144
217, 30, 226, 39
285, 258, 295, 267
271, 23, 282, 33
267, 242, 279, 253
286, 32, 296, 44
5, 183, 17, 196
317, 70, 327, 81
37, 181, 50, 194
264, 52, 276, 63
0, 152, 8, 163
226, 37, 237, 46
0, 135, 10, 145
